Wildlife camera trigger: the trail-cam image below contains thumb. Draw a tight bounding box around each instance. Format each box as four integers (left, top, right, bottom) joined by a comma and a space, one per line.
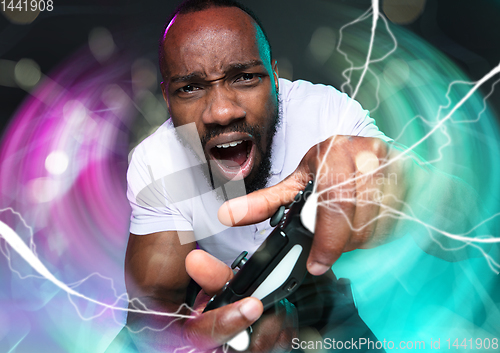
184, 297, 263, 350
218, 171, 310, 226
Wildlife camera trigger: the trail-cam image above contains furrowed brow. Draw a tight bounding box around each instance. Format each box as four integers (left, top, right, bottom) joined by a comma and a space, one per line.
226, 60, 264, 71
170, 72, 205, 84
169, 60, 265, 84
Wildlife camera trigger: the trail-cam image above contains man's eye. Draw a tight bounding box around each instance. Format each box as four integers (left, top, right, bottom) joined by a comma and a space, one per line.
237, 73, 255, 81
179, 85, 197, 93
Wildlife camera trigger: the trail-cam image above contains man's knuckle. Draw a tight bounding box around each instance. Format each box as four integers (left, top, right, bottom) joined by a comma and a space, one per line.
353, 228, 373, 245
214, 313, 233, 334
328, 135, 350, 151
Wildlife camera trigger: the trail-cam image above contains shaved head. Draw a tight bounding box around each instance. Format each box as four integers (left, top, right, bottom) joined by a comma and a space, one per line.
159, 0, 272, 81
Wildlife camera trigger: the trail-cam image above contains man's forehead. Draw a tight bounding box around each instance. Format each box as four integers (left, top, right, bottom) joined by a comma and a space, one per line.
164, 7, 257, 47
161, 7, 267, 77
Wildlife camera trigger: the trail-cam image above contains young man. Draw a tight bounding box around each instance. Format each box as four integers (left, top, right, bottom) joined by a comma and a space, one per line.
116, 0, 482, 352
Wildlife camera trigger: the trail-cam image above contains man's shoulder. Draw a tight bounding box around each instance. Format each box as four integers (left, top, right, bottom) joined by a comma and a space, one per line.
129, 119, 185, 165
278, 78, 341, 102
278, 78, 347, 129
131, 120, 175, 155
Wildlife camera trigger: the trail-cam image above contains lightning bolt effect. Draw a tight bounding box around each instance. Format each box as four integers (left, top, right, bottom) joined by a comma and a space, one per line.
0, 209, 194, 319
0, 0, 499, 352
312, 0, 500, 348
315, 2, 500, 270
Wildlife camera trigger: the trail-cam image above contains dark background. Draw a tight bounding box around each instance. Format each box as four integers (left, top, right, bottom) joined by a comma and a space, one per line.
1, 0, 500, 137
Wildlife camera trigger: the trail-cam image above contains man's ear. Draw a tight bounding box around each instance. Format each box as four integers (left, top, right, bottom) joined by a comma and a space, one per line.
160, 82, 170, 110
271, 59, 279, 93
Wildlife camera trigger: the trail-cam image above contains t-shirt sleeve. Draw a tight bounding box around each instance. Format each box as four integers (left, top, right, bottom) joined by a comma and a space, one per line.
327, 88, 392, 142
126, 144, 193, 235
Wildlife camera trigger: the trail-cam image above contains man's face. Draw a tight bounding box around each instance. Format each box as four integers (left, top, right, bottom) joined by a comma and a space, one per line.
160, 7, 279, 193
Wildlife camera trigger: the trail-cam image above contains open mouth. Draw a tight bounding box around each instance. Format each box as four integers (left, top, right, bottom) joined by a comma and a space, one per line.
206, 133, 256, 181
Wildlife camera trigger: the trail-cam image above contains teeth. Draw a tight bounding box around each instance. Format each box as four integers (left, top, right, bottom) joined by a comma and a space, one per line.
216, 140, 242, 148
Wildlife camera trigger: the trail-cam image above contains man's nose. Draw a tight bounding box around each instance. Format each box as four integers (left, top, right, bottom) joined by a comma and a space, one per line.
202, 87, 246, 126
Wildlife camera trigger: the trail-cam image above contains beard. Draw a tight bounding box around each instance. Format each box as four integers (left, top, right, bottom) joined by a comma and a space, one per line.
199, 98, 281, 195
172, 98, 281, 199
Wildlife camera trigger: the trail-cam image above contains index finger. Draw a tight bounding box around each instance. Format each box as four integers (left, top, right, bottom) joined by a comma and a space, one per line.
218, 173, 309, 226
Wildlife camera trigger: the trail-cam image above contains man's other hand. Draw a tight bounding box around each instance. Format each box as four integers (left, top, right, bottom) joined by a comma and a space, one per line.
186, 250, 297, 352
218, 136, 413, 276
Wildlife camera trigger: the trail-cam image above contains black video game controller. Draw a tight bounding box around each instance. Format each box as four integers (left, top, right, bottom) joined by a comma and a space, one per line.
204, 180, 317, 316
203, 181, 358, 350
202, 180, 351, 351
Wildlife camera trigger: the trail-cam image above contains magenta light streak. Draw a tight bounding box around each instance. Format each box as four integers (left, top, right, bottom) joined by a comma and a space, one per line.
0, 46, 141, 351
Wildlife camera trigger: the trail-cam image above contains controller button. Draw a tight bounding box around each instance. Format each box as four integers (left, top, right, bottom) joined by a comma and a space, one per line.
294, 191, 303, 202
270, 205, 286, 227
231, 251, 249, 270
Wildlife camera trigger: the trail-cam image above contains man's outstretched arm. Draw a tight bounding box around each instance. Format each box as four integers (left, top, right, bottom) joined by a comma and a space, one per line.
218, 135, 492, 275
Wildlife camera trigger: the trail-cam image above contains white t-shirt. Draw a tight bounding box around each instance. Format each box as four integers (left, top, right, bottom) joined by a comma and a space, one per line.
127, 79, 390, 265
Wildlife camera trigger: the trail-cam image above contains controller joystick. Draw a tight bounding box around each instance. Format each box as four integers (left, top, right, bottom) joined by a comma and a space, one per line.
269, 205, 286, 227
231, 251, 249, 270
